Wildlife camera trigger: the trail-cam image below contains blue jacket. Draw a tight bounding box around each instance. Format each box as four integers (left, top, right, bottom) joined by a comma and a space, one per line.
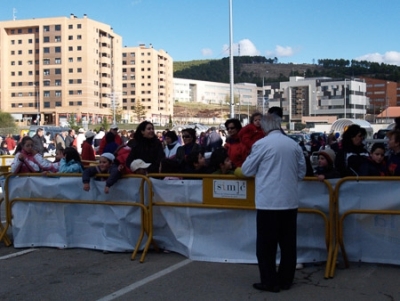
59, 158, 84, 173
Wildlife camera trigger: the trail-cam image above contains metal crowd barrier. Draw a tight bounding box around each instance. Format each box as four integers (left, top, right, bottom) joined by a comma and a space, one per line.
0, 173, 154, 263
329, 176, 400, 278
148, 174, 334, 278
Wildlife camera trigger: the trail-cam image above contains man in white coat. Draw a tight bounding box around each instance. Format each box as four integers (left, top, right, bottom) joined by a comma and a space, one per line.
241, 113, 306, 293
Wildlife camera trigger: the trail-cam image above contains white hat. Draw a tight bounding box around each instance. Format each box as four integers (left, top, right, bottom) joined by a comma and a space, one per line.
110, 124, 118, 130
85, 131, 96, 138
130, 159, 151, 172
78, 128, 85, 133
101, 153, 115, 162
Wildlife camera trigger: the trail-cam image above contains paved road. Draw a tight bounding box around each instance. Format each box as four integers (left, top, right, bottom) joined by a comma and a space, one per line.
1, 195, 400, 300
0, 243, 399, 301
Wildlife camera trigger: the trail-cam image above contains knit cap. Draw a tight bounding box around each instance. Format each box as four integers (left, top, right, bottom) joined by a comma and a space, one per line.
318, 148, 336, 166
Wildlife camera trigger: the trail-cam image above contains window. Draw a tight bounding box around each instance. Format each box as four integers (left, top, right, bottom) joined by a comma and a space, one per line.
28, 60, 33, 65
69, 57, 73, 62
28, 50, 33, 54
55, 69, 61, 75
18, 71, 22, 76
68, 24, 73, 29
55, 36, 61, 42
68, 46, 73, 51
77, 90, 82, 95
44, 91, 50, 97
18, 61, 22, 65
28, 71, 33, 76
11, 93, 16, 97
44, 102, 50, 108
55, 91, 62, 97
43, 47, 50, 53
11, 61, 15, 65
77, 68, 82, 73
55, 101, 62, 107
18, 40, 22, 44
43, 59, 50, 65
43, 80, 50, 86
69, 91, 74, 95
55, 80, 61, 86
77, 35, 82, 40
35, 38, 39, 43
130, 52, 135, 57
77, 57, 82, 62
69, 102, 74, 106
69, 79, 73, 84
69, 68, 73, 73
77, 24, 82, 29
43, 26, 50, 32
11, 51, 15, 55
43, 37, 50, 43
130, 68, 135, 72
18, 50, 22, 55
55, 58, 61, 64
55, 25, 61, 31
77, 79, 82, 84
122, 53, 127, 58
11, 40, 15, 45
11, 82, 16, 86
77, 101, 82, 106
44, 69, 50, 75
77, 46, 82, 51
68, 35, 73, 40
55, 47, 61, 53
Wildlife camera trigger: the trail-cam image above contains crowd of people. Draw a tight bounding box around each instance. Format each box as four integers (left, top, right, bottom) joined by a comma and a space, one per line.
7, 111, 400, 187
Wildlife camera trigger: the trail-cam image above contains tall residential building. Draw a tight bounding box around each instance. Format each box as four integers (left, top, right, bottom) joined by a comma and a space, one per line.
121, 44, 173, 125
360, 77, 398, 114
0, 14, 122, 126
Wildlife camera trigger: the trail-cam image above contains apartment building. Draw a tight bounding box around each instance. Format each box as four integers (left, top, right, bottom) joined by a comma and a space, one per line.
121, 44, 173, 125
359, 77, 398, 113
0, 14, 123, 126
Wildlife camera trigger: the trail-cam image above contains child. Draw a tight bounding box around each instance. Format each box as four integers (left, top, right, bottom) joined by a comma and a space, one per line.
209, 147, 234, 174
184, 149, 210, 173
314, 148, 340, 181
159, 158, 182, 180
359, 143, 388, 176
82, 153, 121, 194
130, 159, 151, 175
59, 147, 84, 173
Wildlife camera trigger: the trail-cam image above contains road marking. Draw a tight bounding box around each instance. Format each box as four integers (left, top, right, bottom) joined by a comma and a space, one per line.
0, 248, 38, 260
96, 259, 192, 301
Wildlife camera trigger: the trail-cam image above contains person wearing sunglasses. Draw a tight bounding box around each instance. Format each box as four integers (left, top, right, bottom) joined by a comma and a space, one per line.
224, 118, 247, 168
175, 128, 202, 168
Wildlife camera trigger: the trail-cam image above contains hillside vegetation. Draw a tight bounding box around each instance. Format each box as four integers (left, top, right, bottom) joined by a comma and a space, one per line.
173, 57, 400, 85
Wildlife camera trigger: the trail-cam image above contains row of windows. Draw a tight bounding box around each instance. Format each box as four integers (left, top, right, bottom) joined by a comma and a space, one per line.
11, 101, 82, 108
11, 90, 82, 97
11, 46, 83, 56
122, 98, 152, 103
9, 24, 83, 35
10, 79, 85, 87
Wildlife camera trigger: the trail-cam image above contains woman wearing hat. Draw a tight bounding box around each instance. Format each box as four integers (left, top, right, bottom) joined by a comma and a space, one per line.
126, 121, 165, 173
81, 131, 96, 165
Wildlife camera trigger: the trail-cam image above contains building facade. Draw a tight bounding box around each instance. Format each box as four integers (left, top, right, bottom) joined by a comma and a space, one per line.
121, 44, 173, 125
264, 76, 369, 125
0, 14, 123, 126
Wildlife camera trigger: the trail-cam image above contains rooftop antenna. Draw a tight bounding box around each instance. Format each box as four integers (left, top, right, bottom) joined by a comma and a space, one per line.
13, 8, 17, 21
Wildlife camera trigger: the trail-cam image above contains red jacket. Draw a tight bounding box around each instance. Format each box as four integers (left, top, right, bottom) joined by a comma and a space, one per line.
81, 141, 96, 166
238, 123, 265, 153
98, 133, 122, 155
224, 133, 247, 168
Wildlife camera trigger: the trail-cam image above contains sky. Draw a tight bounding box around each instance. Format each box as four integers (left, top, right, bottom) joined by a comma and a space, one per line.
1, 0, 400, 65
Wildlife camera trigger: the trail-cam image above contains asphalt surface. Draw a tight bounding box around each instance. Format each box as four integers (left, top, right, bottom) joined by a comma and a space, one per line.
1, 198, 400, 301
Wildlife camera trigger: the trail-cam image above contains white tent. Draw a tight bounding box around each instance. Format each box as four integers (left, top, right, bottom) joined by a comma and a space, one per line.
330, 119, 374, 138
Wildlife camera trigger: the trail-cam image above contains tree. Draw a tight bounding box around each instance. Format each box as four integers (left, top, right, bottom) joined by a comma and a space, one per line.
101, 117, 110, 130
0, 111, 17, 136
67, 113, 79, 131
110, 104, 124, 124
132, 98, 147, 122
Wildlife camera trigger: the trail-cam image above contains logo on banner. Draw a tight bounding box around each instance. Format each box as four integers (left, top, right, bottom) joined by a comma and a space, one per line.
213, 180, 247, 199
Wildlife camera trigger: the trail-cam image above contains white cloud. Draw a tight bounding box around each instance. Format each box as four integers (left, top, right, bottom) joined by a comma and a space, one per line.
222, 39, 260, 56
201, 48, 213, 57
265, 45, 295, 58
355, 51, 400, 66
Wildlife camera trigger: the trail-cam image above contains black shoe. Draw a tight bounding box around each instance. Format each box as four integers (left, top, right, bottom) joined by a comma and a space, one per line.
280, 283, 291, 290
252, 283, 280, 293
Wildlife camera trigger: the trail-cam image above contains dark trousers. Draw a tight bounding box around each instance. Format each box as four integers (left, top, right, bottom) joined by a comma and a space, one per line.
256, 209, 297, 287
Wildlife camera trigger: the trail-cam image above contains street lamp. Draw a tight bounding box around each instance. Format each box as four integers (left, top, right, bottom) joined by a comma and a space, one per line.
343, 79, 347, 119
